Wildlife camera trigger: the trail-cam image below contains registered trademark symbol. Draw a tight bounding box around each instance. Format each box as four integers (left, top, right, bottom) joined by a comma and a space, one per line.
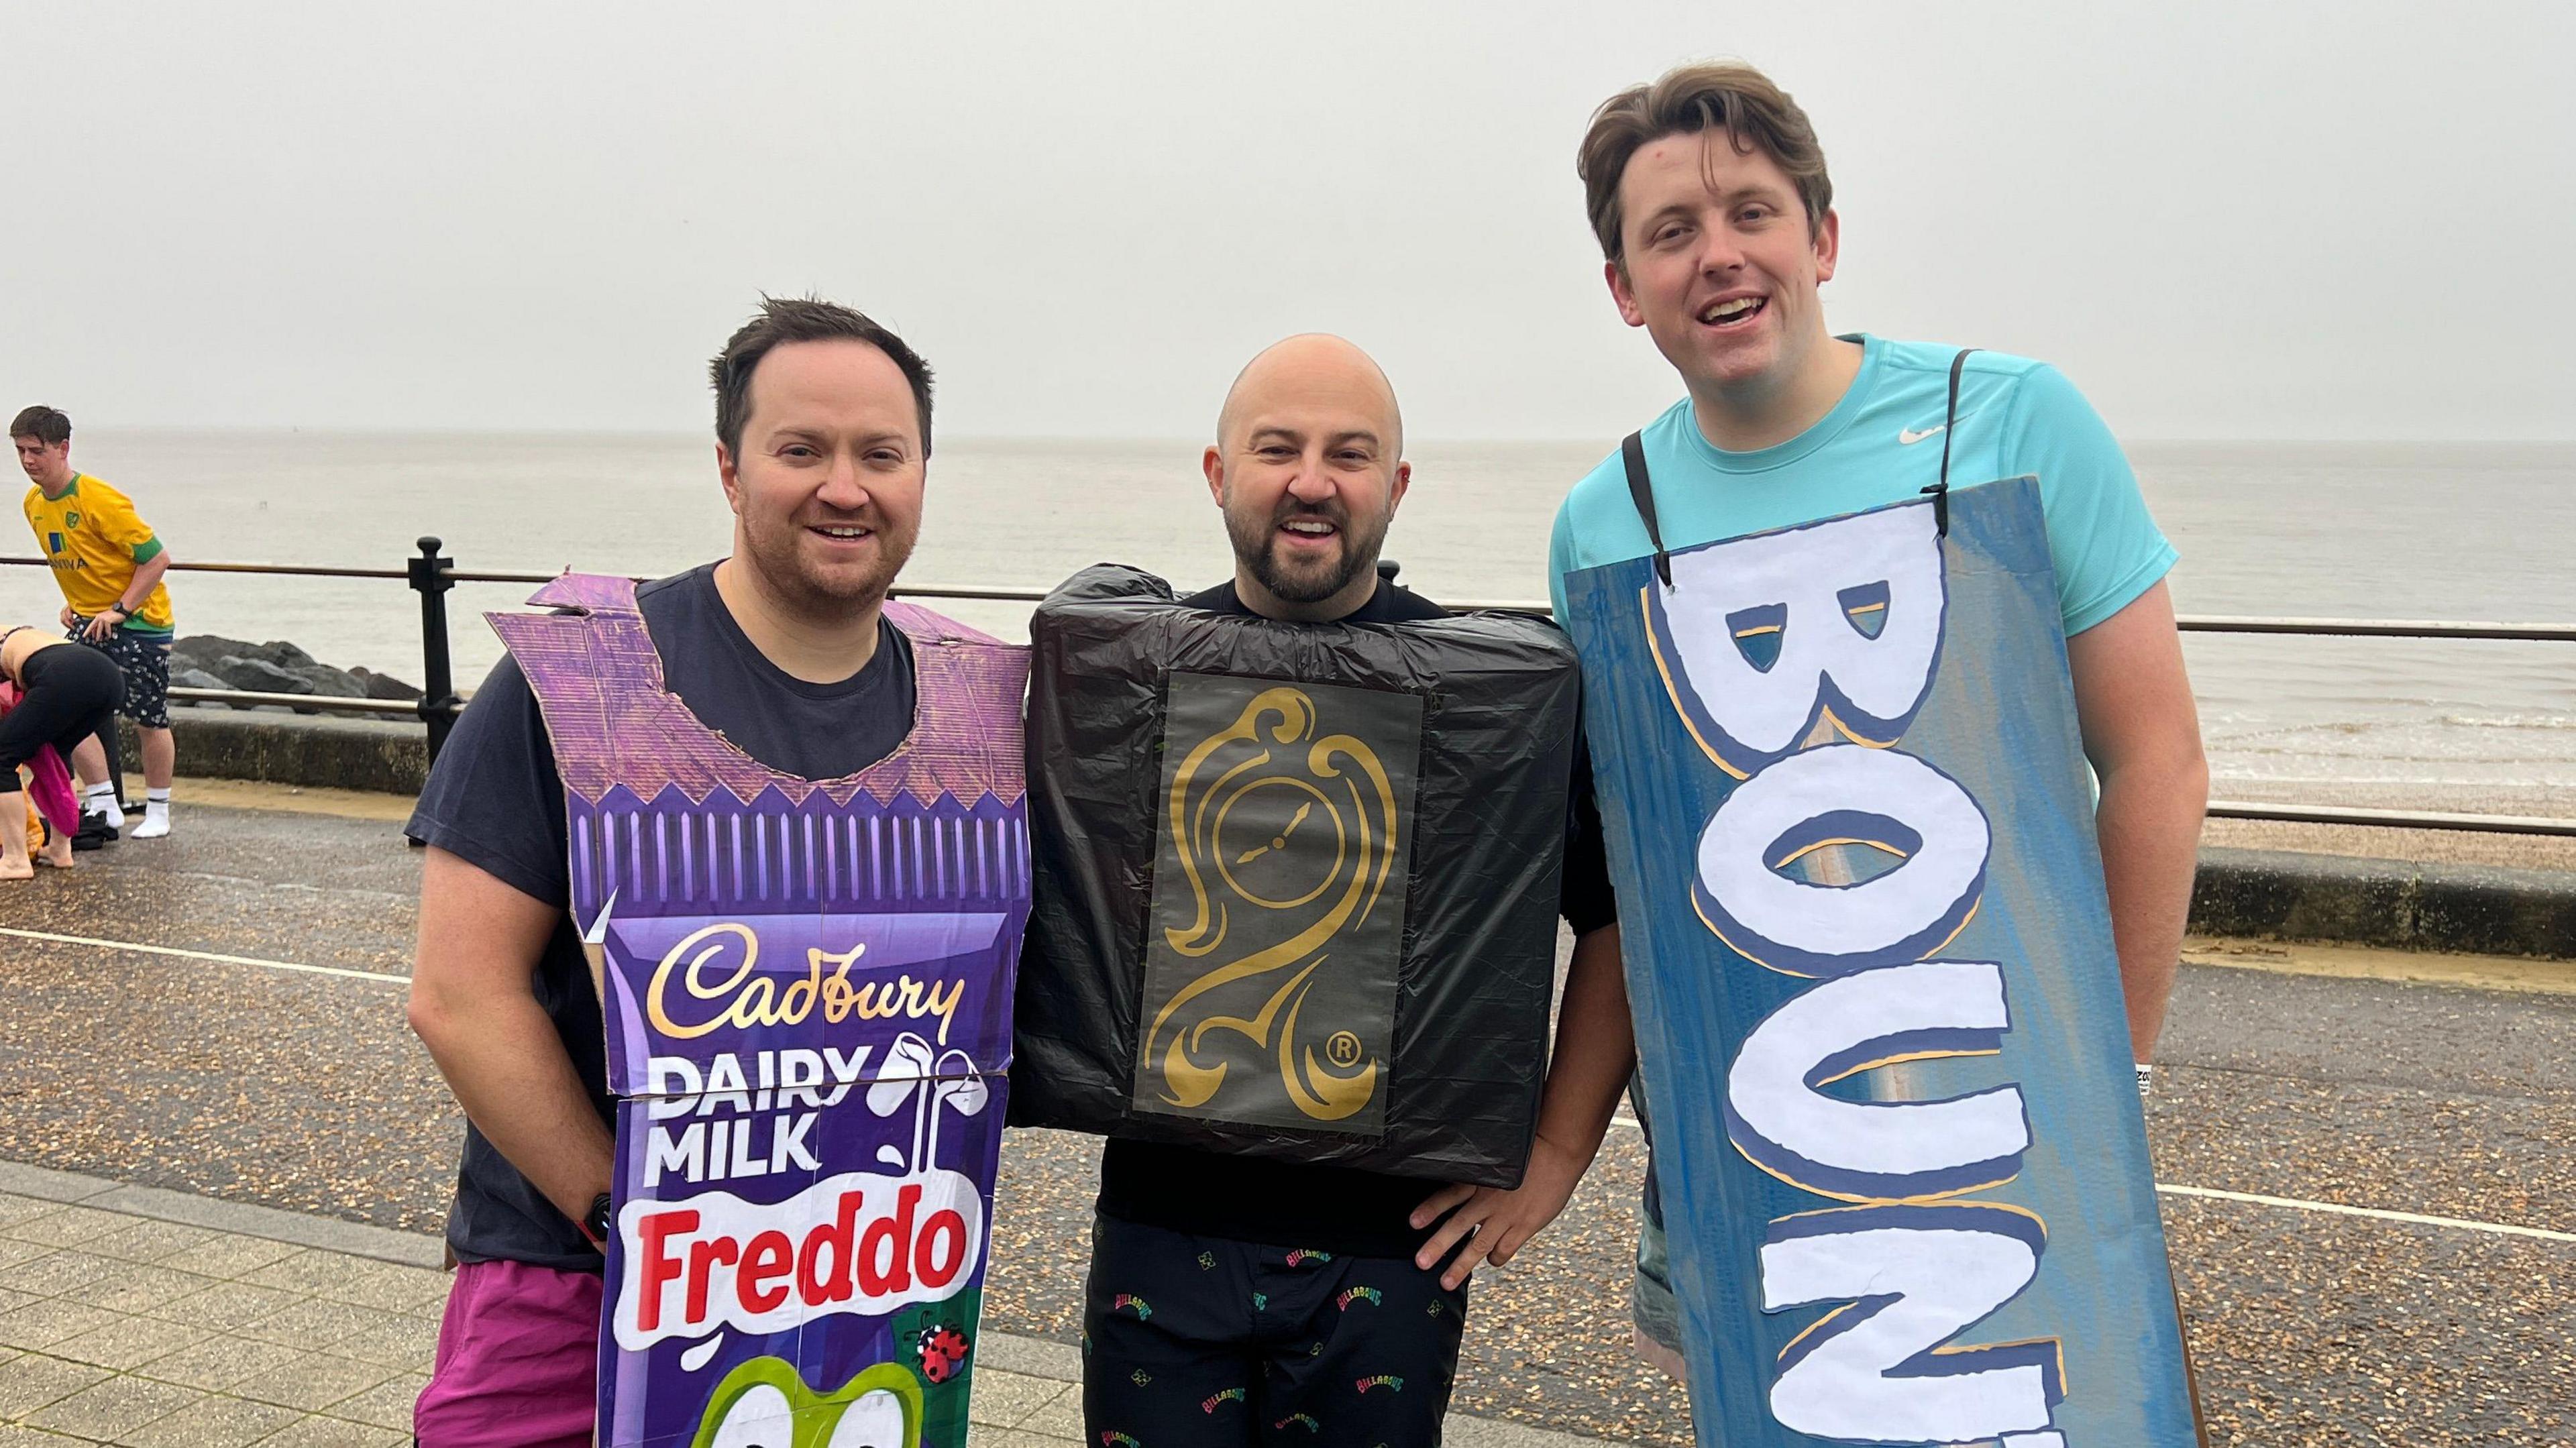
1326, 1032, 1363, 1068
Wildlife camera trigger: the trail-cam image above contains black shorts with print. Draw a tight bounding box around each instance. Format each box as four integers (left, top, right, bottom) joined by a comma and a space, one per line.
64, 623, 172, 730
1081, 1215, 1469, 1448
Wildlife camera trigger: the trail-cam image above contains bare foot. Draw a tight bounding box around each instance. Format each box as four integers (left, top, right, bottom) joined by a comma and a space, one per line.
35, 848, 73, 869
0, 857, 32, 881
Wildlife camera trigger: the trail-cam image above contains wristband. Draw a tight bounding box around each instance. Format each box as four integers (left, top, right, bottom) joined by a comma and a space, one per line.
581, 1191, 614, 1247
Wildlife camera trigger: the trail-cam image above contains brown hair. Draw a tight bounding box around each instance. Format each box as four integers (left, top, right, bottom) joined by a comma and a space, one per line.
8, 406, 70, 445
709, 296, 935, 458
1577, 62, 1833, 266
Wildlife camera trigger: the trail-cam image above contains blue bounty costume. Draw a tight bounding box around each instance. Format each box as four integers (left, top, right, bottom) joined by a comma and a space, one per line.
1554, 343, 2198, 1445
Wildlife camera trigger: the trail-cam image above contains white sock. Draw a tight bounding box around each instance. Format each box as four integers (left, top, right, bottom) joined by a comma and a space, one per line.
132, 789, 173, 838
83, 783, 125, 828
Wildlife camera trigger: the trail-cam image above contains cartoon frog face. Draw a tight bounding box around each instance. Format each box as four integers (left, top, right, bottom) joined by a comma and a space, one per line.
691, 1357, 921, 1448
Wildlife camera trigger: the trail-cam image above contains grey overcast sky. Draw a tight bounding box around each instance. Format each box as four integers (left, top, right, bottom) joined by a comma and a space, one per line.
5, 1, 2571, 441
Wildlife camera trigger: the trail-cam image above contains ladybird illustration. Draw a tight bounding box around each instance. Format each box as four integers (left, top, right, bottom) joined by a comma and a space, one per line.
914, 1323, 971, 1384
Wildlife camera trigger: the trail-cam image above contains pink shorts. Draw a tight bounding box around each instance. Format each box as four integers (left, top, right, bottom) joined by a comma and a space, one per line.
414, 1259, 602, 1448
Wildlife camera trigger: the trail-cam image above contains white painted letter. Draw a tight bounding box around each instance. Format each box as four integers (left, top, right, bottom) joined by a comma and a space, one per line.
1650, 502, 1947, 775
1726, 960, 2029, 1201
646, 1056, 702, 1120
644, 1123, 704, 1187
1760, 1204, 2063, 1443
1695, 744, 1990, 977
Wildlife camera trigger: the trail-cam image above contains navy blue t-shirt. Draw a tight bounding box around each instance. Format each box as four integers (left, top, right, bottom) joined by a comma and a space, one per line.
405, 563, 916, 1270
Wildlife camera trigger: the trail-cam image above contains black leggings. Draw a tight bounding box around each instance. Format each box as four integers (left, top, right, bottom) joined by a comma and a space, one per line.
1, 644, 125, 777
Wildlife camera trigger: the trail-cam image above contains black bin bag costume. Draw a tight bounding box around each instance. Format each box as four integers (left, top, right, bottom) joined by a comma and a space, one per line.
1012, 565, 1582, 1187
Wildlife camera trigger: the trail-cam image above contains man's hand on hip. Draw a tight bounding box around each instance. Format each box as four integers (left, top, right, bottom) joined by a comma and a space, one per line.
1409, 1131, 1591, 1292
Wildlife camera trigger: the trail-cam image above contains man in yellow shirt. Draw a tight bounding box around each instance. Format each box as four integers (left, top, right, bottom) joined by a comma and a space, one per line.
13, 406, 178, 838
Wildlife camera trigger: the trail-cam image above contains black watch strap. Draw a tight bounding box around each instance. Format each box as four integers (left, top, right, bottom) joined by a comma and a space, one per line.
582, 1191, 613, 1247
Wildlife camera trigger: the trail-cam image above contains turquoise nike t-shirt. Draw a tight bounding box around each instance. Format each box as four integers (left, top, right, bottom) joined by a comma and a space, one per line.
1550, 335, 2176, 636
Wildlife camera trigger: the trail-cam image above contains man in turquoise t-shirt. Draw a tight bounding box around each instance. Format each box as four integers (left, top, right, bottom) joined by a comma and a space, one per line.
1551, 61, 2210, 1376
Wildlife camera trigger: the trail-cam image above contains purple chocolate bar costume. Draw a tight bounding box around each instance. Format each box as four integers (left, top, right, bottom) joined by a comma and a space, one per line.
494, 573, 1029, 1448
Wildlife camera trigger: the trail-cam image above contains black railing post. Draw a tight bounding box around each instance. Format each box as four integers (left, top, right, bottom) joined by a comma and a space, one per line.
409, 536, 459, 764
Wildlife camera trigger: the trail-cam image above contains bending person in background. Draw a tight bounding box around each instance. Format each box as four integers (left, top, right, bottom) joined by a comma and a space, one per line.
13, 406, 179, 839
0, 623, 123, 879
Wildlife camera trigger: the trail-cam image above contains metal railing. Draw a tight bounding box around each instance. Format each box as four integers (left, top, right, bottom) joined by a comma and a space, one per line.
7, 542, 2571, 838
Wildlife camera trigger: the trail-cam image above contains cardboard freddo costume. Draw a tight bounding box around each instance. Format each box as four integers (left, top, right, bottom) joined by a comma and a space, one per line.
1012, 564, 1581, 1187
492, 574, 1031, 1448
1560, 480, 2195, 1446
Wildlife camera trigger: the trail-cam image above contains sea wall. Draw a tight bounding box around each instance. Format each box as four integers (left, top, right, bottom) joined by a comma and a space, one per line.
125, 710, 429, 797
125, 708, 2576, 962
2190, 846, 2576, 962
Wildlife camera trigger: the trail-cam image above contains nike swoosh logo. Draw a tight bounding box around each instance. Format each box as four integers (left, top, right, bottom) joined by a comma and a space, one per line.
1898, 425, 1945, 445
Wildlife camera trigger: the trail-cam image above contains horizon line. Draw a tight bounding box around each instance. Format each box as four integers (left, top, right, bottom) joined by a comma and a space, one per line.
39, 425, 2576, 450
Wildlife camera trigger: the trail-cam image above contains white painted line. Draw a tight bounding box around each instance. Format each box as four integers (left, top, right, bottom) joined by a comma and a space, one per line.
2149, 1184, 2576, 1243
0, 926, 408, 985
1605, 1113, 2573, 1244
13, 933, 2569, 1248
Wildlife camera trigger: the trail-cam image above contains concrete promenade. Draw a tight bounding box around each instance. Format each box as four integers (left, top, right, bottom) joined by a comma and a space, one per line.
0, 1163, 1620, 1447
3, 787, 2574, 1444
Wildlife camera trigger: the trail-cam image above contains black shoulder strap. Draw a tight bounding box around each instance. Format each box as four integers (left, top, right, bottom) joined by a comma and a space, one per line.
1921, 347, 1977, 536
1621, 431, 1672, 588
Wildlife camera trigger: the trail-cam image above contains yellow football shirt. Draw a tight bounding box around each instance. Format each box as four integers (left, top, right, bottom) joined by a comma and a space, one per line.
21, 474, 175, 631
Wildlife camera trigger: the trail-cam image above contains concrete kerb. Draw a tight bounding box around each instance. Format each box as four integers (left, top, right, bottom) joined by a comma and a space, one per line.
0, 1160, 440, 1271
2194, 846, 2576, 961
0, 1159, 1650, 1447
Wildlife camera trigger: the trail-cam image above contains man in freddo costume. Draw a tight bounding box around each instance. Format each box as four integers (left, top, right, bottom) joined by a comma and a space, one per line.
407, 298, 1027, 1448
1548, 63, 2213, 1446
1014, 335, 1635, 1447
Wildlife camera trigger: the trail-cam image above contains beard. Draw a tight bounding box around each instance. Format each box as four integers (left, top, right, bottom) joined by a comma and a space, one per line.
1225, 497, 1387, 606
738, 505, 918, 618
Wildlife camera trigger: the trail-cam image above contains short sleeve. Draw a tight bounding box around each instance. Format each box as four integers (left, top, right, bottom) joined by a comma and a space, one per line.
1548, 504, 1579, 624
1558, 726, 1619, 936
90, 490, 156, 551
404, 655, 572, 909
2003, 364, 2178, 636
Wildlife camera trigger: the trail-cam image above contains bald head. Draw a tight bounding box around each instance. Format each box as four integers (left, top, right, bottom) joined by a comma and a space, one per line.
1215, 333, 1404, 459
1203, 333, 1413, 622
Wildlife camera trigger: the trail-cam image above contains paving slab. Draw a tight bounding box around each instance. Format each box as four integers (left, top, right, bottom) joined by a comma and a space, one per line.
0, 1168, 1644, 1446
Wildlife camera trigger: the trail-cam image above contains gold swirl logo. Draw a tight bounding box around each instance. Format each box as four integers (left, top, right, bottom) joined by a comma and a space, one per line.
1144, 686, 1399, 1122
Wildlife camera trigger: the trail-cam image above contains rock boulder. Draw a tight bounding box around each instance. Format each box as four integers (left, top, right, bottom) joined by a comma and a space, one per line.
209, 657, 314, 695
350, 667, 424, 701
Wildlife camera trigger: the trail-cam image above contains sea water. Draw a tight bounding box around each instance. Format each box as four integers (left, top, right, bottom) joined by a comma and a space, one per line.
5, 433, 2569, 812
